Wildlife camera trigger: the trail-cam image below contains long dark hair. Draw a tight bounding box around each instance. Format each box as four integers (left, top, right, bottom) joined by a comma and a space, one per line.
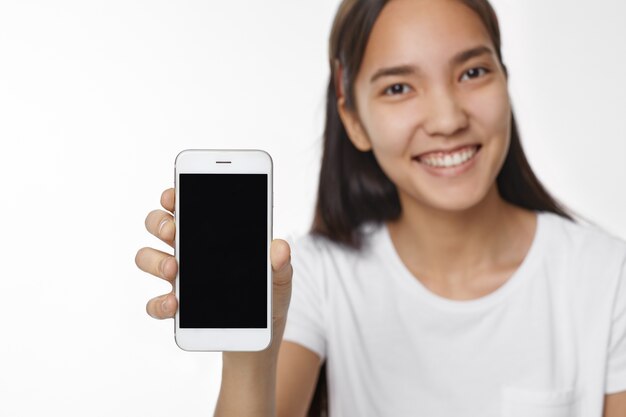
307, 0, 573, 415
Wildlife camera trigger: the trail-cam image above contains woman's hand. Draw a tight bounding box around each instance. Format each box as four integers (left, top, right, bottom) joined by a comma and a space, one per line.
135, 188, 293, 350
135, 188, 179, 319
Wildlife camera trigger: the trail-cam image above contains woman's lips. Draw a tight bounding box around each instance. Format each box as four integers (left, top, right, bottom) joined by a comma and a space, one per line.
416, 145, 480, 168
412, 144, 482, 177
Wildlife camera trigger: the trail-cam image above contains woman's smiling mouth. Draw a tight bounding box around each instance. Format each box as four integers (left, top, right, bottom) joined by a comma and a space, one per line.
415, 144, 481, 168
412, 144, 482, 177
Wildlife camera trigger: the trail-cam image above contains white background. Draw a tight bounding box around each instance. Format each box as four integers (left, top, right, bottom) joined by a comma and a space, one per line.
1, 0, 625, 415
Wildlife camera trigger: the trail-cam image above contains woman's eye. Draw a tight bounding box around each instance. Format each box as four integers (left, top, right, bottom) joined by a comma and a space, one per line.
460, 67, 489, 81
383, 83, 412, 96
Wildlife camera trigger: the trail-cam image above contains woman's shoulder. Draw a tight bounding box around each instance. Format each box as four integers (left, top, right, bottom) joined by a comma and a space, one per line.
288, 223, 385, 261
537, 211, 626, 275
539, 211, 626, 256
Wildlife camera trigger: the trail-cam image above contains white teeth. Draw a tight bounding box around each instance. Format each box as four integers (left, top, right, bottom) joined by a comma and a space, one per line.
419, 146, 478, 168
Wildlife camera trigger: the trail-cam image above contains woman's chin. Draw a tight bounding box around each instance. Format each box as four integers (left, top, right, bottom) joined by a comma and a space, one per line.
400, 185, 498, 215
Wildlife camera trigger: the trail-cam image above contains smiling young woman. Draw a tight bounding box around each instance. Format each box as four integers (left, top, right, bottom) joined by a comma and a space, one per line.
334, 0, 532, 301
137, 0, 626, 416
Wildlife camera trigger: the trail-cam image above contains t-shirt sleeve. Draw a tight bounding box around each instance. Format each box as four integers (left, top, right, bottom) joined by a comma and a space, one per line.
605, 255, 626, 394
282, 235, 327, 360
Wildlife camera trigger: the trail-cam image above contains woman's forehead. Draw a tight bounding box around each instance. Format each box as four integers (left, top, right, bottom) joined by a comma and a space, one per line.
362, 0, 493, 72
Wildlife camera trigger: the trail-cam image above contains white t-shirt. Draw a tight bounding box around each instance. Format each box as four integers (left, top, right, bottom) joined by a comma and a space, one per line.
283, 211, 626, 417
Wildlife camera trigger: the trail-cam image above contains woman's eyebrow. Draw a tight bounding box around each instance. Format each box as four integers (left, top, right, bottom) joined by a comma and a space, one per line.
370, 64, 417, 84
451, 45, 494, 67
369, 45, 495, 84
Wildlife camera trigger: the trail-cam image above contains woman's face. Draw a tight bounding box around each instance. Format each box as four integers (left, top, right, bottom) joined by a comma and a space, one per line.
340, 0, 511, 213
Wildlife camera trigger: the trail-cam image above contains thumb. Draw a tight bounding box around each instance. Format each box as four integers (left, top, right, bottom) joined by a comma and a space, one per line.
271, 239, 292, 288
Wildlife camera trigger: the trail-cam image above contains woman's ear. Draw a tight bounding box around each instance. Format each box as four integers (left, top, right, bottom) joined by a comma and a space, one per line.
337, 97, 372, 152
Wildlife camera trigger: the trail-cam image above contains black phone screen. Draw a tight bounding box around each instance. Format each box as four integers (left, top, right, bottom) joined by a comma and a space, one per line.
178, 173, 268, 328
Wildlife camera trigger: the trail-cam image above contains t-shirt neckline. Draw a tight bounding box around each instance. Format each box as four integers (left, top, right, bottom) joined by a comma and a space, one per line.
378, 211, 548, 313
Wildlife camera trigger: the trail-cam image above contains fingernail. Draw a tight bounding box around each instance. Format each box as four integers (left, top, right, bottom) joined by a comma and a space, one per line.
158, 218, 169, 236
159, 257, 168, 277
161, 297, 169, 313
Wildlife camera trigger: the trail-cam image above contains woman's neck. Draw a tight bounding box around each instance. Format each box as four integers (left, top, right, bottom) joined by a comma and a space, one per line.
386, 185, 537, 298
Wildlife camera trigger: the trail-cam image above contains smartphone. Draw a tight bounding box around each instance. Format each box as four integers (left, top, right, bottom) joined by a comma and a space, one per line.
174, 149, 272, 351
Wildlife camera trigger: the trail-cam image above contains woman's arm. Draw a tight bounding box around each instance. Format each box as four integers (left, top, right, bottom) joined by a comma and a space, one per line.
214, 349, 281, 417
276, 342, 323, 417
213, 239, 324, 417
214, 341, 322, 417
603, 391, 626, 417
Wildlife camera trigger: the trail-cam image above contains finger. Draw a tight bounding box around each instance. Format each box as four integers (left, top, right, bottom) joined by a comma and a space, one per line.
271, 239, 292, 287
135, 247, 178, 283
145, 209, 175, 247
146, 292, 178, 319
161, 188, 175, 213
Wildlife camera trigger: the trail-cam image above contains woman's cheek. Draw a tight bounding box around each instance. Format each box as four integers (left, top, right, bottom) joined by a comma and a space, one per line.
366, 103, 419, 155
480, 84, 510, 128
367, 105, 419, 189
464, 86, 510, 145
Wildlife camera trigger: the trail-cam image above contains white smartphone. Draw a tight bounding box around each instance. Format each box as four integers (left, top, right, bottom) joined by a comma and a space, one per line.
174, 149, 273, 351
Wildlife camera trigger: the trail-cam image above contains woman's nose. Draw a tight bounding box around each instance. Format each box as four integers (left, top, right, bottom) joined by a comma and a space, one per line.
422, 87, 469, 137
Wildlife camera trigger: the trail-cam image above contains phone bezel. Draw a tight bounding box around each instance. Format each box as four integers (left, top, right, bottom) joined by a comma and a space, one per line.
173, 149, 273, 352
